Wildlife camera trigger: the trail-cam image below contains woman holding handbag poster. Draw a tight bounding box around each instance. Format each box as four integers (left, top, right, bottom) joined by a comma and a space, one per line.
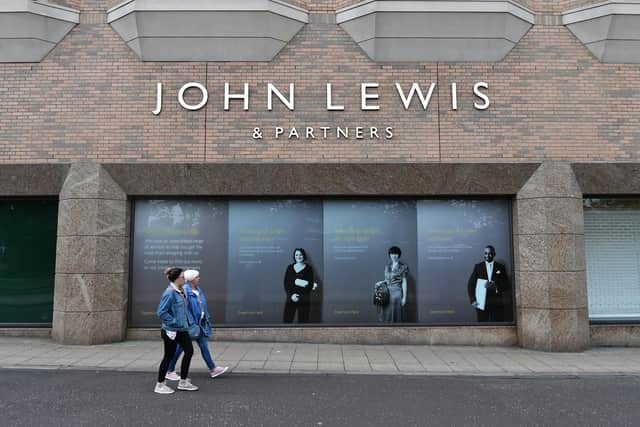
376, 246, 408, 323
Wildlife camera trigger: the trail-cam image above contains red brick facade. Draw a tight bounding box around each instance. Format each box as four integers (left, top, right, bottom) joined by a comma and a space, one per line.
0, 0, 638, 163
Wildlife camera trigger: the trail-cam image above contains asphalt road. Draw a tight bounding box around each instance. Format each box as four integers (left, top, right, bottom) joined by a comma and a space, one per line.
1, 370, 639, 426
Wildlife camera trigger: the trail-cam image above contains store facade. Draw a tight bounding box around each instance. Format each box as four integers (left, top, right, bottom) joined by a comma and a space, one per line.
1, 0, 639, 351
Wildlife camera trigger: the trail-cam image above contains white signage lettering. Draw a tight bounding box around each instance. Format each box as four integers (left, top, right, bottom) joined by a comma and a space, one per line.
152, 81, 490, 141
451, 83, 458, 111
225, 83, 249, 111
269, 126, 394, 140
267, 83, 294, 111
394, 82, 435, 110
361, 83, 380, 111
473, 82, 490, 110
153, 82, 163, 115
154, 81, 491, 115
178, 82, 208, 111
326, 83, 344, 111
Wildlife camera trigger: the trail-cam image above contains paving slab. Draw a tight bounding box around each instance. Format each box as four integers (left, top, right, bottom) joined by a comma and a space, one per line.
264, 361, 292, 371
290, 362, 318, 371
235, 361, 266, 370
318, 350, 342, 363
0, 337, 640, 377
371, 363, 398, 372
317, 362, 344, 372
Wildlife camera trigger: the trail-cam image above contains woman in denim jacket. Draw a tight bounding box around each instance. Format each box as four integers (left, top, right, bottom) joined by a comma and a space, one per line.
154, 267, 198, 394
165, 270, 228, 380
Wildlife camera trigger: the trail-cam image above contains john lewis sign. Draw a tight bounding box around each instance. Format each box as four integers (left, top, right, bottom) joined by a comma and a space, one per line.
153, 81, 490, 140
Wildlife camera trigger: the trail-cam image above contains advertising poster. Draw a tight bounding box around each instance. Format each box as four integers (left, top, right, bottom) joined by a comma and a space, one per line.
416, 199, 513, 323
322, 200, 417, 323
130, 200, 228, 327
225, 200, 323, 324
130, 198, 513, 327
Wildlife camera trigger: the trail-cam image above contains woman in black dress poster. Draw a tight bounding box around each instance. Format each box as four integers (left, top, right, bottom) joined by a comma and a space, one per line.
283, 248, 317, 323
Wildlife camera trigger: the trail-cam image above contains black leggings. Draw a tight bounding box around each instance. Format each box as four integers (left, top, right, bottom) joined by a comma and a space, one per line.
283, 300, 310, 323
157, 329, 194, 383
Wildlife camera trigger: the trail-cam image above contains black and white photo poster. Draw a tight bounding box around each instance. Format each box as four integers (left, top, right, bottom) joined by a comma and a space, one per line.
130, 198, 513, 327
322, 200, 417, 323
417, 200, 513, 323
226, 200, 323, 324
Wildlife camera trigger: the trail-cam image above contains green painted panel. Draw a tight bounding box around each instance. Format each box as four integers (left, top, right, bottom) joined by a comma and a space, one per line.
0, 200, 57, 324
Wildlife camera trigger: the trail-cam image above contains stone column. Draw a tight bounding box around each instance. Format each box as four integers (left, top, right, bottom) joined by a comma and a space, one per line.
52, 161, 129, 344
515, 162, 589, 351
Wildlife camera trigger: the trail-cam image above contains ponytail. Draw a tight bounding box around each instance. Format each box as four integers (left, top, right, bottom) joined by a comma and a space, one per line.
164, 267, 183, 282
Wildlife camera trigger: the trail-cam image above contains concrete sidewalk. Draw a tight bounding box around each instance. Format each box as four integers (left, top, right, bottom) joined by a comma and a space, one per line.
1, 337, 639, 376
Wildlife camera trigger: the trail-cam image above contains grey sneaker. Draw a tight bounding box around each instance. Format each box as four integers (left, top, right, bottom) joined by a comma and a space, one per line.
177, 378, 199, 391
154, 382, 175, 394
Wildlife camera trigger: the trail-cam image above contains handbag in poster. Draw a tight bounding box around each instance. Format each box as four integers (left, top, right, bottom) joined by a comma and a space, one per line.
373, 282, 390, 306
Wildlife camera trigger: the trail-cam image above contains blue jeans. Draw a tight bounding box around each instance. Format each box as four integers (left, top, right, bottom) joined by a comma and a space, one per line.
168, 334, 216, 372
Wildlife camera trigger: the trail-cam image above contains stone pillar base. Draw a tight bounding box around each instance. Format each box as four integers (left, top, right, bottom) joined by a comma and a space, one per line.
52, 162, 129, 345
515, 162, 589, 352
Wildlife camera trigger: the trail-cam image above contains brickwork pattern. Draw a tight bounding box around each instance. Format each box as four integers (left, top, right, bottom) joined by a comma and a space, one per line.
0, 1, 638, 163
296, 1, 608, 13
51, 0, 353, 13
50, 0, 607, 14
518, 1, 604, 13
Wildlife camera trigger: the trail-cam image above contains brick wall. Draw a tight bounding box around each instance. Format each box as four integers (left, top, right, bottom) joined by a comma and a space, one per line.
0, 0, 637, 163
518, 1, 603, 13
49, 1, 610, 14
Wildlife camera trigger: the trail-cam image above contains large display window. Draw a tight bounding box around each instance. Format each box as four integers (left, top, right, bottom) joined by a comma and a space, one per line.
584, 198, 640, 321
130, 198, 514, 327
0, 199, 58, 325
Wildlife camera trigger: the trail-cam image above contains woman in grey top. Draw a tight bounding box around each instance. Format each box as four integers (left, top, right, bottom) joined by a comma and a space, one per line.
376, 246, 408, 323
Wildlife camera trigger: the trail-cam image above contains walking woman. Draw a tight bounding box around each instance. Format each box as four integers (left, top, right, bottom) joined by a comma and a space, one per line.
164, 269, 228, 380
155, 267, 198, 394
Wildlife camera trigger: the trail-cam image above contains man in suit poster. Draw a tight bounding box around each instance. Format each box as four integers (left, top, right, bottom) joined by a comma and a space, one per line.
467, 245, 511, 322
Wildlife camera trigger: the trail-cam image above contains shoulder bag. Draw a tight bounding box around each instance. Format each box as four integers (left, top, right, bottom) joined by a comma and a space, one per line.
188, 323, 201, 339
373, 282, 390, 306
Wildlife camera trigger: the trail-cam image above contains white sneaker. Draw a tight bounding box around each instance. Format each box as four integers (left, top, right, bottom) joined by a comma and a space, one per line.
165, 371, 180, 381
177, 378, 199, 391
154, 382, 175, 394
